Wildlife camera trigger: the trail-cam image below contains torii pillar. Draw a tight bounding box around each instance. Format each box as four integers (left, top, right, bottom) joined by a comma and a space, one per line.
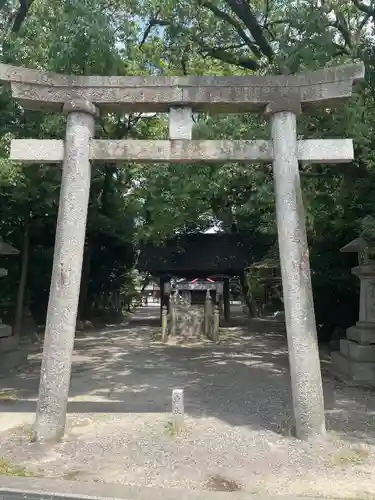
3, 62, 364, 442
266, 100, 325, 439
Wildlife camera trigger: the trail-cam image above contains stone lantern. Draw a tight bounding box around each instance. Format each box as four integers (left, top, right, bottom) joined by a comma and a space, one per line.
0, 237, 19, 338
332, 237, 375, 386
0, 237, 27, 372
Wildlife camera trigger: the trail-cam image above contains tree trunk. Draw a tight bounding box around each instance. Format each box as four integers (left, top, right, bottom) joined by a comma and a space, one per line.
141, 272, 150, 292
13, 217, 30, 339
239, 271, 257, 317
78, 242, 92, 321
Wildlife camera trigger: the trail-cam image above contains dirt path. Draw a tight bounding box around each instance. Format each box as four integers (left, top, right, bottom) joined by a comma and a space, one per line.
1, 305, 375, 498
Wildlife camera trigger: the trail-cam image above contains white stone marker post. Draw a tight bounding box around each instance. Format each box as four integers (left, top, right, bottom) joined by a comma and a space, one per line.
172, 388, 184, 432
33, 100, 97, 442
269, 107, 326, 440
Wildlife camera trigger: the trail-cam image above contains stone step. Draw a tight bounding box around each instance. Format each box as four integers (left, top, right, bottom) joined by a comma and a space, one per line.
331, 350, 375, 387
340, 338, 375, 361
346, 324, 375, 345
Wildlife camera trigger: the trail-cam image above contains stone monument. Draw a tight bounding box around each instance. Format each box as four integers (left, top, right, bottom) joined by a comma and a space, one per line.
0, 62, 364, 441
332, 237, 375, 386
0, 238, 19, 338
169, 290, 206, 341
0, 267, 11, 339
0, 238, 26, 371
163, 284, 219, 342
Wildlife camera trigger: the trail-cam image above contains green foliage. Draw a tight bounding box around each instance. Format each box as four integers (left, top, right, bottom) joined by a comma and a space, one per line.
0, 0, 375, 335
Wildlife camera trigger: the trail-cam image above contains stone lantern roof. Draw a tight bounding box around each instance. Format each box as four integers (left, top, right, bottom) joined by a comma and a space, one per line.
0, 238, 19, 255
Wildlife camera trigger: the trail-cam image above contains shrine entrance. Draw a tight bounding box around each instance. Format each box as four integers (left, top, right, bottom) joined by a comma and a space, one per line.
0, 62, 364, 442
138, 232, 258, 323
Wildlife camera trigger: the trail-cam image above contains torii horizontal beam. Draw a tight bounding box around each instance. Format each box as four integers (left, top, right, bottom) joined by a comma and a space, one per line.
10, 139, 354, 164
0, 63, 364, 113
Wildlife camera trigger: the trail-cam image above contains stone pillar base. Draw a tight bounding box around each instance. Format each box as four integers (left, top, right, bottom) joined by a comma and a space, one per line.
0, 336, 28, 373
332, 351, 375, 387
346, 323, 375, 344
332, 323, 375, 387
0, 323, 12, 338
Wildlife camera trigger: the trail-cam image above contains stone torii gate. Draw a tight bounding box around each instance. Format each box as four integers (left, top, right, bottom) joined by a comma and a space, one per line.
0, 63, 364, 442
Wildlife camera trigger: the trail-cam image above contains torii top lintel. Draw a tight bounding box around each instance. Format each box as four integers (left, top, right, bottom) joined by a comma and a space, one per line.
0, 63, 364, 114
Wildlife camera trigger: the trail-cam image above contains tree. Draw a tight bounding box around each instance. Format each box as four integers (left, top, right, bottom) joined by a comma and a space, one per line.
1, 0, 375, 339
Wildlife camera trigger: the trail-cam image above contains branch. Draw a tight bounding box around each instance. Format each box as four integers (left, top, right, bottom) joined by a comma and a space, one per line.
193, 30, 259, 69
332, 41, 350, 56
352, 0, 375, 16
267, 19, 289, 26
223, 0, 274, 60
333, 48, 350, 57
199, 44, 259, 69
127, 113, 142, 130
12, 0, 35, 33
330, 12, 352, 49
300, 172, 334, 178
198, 0, 263, 59
359, 13, 372, 30
213, 42, 248, 51
139, 10, 169, 48
181, 55, 188, 75
98, 113, 142, 139
141, 16, 259, 70
264, 0, 271, 26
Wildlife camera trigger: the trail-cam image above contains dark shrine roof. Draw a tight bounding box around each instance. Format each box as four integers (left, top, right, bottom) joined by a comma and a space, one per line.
138, 233, 255, 278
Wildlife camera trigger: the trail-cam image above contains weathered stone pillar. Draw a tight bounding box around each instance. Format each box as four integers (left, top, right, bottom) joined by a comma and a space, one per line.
216, 281, 224, 317
34, 99, 97, 442
170, 292, 177, 337
204, 290, 212, 338
161, 305, 168, 343
159, 278, 171, 321
159, 277, 165, 321
164, 281, 171, 311
213, 305, 220, 342
268, 106, 326, 440
223, 278, 230, 322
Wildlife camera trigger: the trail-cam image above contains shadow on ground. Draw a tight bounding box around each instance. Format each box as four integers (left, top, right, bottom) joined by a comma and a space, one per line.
1, 305, 375, 443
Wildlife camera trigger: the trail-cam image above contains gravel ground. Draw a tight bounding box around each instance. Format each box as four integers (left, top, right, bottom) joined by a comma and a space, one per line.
1, 305, 375, 498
